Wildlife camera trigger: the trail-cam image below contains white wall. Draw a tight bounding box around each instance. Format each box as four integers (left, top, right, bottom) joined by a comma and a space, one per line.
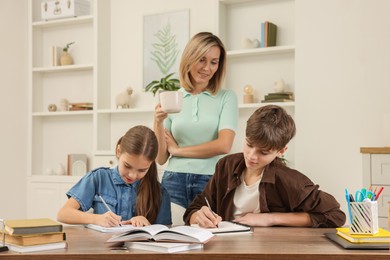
295, 0, 390, 217
0, 0, 28, 218
2, 0, 390, 220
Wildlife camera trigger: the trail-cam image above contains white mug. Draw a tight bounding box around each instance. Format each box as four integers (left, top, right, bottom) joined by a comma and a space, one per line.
159, 91, 183, 113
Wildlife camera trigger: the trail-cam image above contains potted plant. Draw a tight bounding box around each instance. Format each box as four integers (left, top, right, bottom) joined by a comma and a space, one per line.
60, 42, 74, 66
145, 73, 182, 113
145, 72, 180, 96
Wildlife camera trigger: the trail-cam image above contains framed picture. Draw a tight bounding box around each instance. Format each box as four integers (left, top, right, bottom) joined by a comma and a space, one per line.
143, 9, 190, 89
67, 154, 88, 176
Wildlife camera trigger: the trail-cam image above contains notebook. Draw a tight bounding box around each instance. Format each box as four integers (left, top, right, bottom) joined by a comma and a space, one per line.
325, 233, 389, 250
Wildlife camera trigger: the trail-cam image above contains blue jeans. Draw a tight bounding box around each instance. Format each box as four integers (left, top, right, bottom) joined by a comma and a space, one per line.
161, 171, 212, 209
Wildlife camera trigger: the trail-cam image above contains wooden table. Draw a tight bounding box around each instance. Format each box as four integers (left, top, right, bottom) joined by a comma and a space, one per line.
0, 225, 389, 259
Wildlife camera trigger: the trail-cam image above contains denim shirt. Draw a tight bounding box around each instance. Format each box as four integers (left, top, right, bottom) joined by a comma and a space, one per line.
66, 166, 172, 225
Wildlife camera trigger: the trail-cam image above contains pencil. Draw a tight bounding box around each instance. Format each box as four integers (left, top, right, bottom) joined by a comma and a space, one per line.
97, 194, 122, 226
204, 197, 219, 227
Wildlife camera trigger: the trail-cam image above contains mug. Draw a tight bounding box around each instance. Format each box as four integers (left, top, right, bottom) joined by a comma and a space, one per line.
159, 91, 183, 113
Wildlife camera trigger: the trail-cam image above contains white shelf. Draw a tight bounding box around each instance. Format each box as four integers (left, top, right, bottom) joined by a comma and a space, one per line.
28, 175, 83, 183
97, 108, 154, 114
32, 110, 93, 117
32, 15, 93, 28
32, 64, 94, 73
238, 102, 295, 109
227, 45, 295, 58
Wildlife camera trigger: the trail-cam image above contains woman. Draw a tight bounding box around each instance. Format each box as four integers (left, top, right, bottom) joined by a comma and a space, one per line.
153, 32, 238, 209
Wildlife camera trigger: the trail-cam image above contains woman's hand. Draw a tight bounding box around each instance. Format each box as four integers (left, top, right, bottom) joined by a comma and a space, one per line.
164, 129, 179, 156
154, 103, 168, 124
122, 216, 151, 227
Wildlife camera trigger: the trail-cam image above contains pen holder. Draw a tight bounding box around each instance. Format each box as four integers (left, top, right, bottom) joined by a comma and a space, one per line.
349, 201, 379, 235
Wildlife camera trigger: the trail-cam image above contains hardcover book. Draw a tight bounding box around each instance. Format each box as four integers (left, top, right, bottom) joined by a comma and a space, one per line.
125, 241, 203, 253
106, 224, 214, 244
2, 232, 66, 246
6, 241, 67, 253
4, 218, 63, 235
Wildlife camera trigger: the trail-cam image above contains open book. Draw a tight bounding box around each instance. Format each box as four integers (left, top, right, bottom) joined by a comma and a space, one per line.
106, 224, 214, 244
192, 221, 253, 234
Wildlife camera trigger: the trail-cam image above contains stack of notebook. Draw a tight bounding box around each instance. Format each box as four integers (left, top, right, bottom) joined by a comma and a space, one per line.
1, 218, 67, 253
325, 227, 390, 250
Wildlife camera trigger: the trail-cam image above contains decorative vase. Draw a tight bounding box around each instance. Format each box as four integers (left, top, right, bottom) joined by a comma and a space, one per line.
60, 51, 73, 65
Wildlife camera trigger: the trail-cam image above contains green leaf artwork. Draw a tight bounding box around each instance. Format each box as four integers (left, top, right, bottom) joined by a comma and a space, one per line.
150, 22, 179, 75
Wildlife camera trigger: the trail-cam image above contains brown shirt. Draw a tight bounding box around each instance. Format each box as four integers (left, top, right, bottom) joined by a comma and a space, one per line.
184, 153, 346, 227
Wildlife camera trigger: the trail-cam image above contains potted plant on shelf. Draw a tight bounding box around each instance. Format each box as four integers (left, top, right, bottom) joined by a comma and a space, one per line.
145, 72, 182, 113
60, 42, 74, 66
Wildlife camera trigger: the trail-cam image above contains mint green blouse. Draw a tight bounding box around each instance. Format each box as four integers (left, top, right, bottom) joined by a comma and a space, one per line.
164, 88, 238, 175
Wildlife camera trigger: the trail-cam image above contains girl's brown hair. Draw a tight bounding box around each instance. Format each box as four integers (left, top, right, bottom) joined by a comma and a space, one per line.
179, 32, 226, 94
118, 125, 161, 223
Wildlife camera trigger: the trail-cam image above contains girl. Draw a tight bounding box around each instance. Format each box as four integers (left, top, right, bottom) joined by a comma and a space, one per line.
57, 125, 171, 227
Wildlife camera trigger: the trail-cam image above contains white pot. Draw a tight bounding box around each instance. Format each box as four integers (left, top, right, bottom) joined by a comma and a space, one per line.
159, 91, 183, 113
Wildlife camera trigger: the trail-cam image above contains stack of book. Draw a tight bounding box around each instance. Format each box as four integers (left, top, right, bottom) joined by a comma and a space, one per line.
2, 218, 67, 253
260, 21, 277, 48
69, 102, 93, 111
336, 227, 390, 243
262, 92, 294, 103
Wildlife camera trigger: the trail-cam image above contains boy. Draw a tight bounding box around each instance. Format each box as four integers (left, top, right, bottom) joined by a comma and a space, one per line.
184, 105, 346, 228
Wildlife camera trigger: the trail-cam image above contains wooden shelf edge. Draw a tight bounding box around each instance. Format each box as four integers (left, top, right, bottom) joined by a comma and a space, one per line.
360, 147, 390, 154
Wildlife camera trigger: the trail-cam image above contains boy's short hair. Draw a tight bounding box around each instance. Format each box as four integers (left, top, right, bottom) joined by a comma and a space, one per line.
246, 105, 296, 151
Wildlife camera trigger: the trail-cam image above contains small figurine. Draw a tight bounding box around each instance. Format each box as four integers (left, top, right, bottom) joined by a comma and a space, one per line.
58, 98, 69, 111
116, 87, 133, 109
241, 38, 260, 49
243, 84, 254, 104
48, 104, 57, 112
274, 79, 286, 92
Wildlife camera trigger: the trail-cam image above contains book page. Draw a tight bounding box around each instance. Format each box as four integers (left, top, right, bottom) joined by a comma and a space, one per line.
155, 226, 214, 243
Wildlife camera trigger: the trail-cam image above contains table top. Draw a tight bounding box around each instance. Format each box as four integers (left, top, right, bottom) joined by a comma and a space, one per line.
360, 147, 390, 154
1, 225, 389, 259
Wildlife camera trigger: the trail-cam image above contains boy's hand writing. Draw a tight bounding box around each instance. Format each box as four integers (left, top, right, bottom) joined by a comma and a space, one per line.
190, 206, 222, 228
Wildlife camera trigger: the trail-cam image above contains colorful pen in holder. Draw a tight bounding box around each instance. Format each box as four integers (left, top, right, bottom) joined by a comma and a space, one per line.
349, 200, 379, 235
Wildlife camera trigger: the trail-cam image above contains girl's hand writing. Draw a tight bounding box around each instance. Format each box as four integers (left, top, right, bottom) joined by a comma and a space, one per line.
96, 211, 122, 227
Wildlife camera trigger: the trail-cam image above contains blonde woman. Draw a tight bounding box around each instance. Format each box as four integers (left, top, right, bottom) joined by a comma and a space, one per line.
154, 32, 238, 209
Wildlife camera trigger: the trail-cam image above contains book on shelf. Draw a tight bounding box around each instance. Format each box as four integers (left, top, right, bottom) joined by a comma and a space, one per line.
69, 102, 93, 111
264, 92, 294, 100
125, 241, 203, 253
2, 232, 66, 246
4, 218, 63, 235
336, 227, 390, 243
86, 224, 136, 233
5, 241, 67, 253
260, 21, 277, 47
191, 221, 253, 234
261, 98, 294, 103
106, 224, 214, 244
51, 46, 61, 66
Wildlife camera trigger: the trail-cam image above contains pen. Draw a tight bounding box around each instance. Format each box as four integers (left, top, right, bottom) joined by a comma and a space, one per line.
374, 186, 384, 201
204, 197, 219, 227
345, 188, 353, 224
97, 194, 122, 226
